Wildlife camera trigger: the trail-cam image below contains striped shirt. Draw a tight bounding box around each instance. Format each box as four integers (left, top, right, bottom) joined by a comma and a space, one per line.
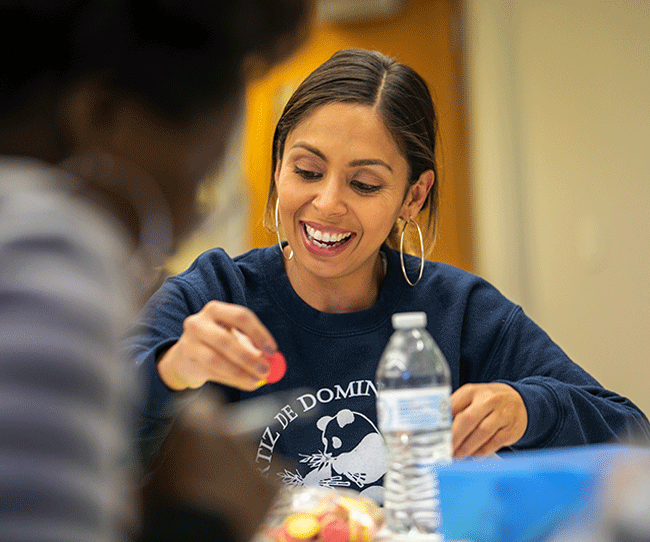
0, 158, 138, 542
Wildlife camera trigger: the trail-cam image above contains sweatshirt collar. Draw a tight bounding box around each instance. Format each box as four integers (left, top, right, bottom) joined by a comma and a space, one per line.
261, 244, 405, 336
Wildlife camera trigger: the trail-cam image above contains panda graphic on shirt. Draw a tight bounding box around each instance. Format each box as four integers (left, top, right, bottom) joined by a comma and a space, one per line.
278, 409, 387, 503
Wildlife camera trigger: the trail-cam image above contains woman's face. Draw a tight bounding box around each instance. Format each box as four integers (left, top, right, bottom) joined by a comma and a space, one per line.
275, 102, 420, 282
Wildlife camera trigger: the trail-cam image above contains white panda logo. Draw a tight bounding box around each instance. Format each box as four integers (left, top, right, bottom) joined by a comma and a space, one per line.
301, 409, 386, 502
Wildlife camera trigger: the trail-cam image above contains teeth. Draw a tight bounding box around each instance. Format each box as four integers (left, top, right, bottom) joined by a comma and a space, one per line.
313, 238, 330, 248
305, 224, 352, 246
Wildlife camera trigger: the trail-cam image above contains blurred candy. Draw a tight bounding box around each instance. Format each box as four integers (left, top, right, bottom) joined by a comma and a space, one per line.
285, 513, 320, 540
347, 519, 371, 542
263, 489, 383, 542
319, 515, 348, 542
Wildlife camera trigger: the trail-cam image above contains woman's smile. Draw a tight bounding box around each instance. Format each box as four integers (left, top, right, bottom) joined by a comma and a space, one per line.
301, 221, 356, 255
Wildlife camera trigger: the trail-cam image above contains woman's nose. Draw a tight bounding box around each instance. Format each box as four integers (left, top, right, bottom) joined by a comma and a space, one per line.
312, 176, 346, 216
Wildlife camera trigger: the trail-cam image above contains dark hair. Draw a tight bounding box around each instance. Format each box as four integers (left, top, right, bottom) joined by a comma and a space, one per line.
0, 0, 310, 123
265, 48, 439, 255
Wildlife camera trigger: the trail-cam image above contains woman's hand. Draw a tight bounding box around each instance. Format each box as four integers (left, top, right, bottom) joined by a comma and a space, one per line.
450, 383, 528, 457
156, 300, 278, 391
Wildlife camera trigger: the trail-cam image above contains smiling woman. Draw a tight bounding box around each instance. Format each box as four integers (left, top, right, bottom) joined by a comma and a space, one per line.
125, 48, 650, 507
274, 101, 429, 312
267, 49, 438, 259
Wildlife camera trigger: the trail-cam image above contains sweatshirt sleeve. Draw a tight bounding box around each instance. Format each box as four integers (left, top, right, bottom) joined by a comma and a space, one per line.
498, 309, 649, 448
124, 276, 207, 467
461, 282, 650, 450
123, 249, 250, 468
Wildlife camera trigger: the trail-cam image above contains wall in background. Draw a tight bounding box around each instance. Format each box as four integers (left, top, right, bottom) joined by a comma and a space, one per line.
464, 0, 650, 416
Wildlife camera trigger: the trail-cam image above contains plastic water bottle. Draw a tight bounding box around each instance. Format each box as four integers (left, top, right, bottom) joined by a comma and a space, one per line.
376, 312, 452, 538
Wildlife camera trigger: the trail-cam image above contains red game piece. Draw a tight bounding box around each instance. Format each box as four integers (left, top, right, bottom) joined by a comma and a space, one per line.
265, 351, 286, 383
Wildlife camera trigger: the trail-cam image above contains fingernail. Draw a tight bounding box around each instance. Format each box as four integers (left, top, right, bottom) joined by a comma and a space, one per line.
257, 364, 270, 376
263, 344, 276, 357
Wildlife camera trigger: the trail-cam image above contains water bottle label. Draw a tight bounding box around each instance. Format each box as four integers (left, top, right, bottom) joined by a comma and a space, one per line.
377, 388, 451, 432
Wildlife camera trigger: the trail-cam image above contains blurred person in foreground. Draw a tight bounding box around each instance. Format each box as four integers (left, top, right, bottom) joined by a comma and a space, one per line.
0, 1, 310, 541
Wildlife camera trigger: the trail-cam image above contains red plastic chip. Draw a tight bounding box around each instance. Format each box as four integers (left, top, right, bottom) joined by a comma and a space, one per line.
265, 351, 286, 384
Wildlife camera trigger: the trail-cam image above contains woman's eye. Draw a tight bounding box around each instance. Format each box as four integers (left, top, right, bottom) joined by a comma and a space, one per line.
351, 179, 381, 194
294, 167, 322, 180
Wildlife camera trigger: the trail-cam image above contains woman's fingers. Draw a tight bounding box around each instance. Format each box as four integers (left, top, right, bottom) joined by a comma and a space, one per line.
453, 410, 506, 456
471, 427, 511, 456
450, 384, 486, 452
451, 383, 528, 457
157, 301, 278, 391
189, 314, 268, 377
203, 300, 278, 356
177, 338, 264, 391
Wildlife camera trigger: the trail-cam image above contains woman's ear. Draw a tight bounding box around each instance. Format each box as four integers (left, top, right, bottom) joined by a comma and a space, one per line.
401, 169, 434, 220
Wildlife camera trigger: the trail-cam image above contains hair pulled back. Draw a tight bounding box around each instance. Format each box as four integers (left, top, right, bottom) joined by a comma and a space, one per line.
265, 48, 439, 255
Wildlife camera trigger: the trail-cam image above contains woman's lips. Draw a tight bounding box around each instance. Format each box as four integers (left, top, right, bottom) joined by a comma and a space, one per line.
301, 221, 355, 255
304, 222, 353, 243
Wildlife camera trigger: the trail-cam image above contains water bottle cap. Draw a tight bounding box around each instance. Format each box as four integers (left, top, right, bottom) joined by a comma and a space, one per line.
391, 311, 427, 329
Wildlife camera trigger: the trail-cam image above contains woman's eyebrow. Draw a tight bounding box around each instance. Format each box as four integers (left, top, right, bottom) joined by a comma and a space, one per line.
349, 158, 393, 172
290, 143, 393, 172
291, 142, 326, 161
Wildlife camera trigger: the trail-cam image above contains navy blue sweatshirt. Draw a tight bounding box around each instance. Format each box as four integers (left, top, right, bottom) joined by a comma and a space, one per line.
125, 244, 650, 502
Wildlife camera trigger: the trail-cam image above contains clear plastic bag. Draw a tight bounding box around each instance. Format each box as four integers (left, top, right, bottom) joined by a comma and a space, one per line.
256, 486, 385, 542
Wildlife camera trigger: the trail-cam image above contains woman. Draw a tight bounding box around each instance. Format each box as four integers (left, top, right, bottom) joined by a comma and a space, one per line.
128, 49, 650, 503
0, 1, 309, 541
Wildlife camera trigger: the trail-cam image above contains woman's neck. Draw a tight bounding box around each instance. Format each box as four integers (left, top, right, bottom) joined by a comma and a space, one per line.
283, 248, 386, 313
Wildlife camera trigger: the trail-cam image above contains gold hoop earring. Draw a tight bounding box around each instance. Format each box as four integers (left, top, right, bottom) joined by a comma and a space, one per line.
274, 198, 293, 260
399, 217, 424, 286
